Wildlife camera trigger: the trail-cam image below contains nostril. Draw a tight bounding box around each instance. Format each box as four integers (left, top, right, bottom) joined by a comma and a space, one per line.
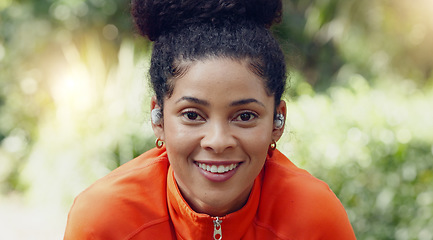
200, 127, 237, 153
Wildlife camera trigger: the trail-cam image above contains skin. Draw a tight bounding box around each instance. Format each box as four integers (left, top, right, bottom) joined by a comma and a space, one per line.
152, 58, 286, 216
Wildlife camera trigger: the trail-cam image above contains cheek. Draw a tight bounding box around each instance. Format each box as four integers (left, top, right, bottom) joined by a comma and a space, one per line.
163, 122, 200, 160
238, 127, 273, 158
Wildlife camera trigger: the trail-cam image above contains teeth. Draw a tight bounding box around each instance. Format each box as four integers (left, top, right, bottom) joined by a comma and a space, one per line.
197, 163, 238, 173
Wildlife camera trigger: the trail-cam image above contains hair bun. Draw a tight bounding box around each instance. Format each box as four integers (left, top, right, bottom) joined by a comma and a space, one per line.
131, 0, 282, 41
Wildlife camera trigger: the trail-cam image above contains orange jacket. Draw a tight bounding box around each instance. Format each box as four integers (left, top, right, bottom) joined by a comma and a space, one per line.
64, 147, 356, 239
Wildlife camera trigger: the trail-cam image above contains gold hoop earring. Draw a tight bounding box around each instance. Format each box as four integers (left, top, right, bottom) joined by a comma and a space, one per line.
155, 138, 164, 148
269, 140, 276, 150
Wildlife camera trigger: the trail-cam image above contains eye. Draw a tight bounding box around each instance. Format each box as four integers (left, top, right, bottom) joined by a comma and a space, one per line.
181, 110, 205, 122
233, 112, 258, 122
185, 112, 198, 120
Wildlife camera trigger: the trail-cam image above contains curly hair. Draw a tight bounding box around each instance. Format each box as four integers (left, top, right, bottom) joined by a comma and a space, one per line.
131, 0, 286, 109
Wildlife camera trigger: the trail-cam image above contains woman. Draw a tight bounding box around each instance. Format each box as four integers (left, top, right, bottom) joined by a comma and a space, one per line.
64, 0, 356, 239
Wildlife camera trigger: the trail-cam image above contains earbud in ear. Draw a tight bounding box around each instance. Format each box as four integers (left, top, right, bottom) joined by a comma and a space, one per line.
151, 109, 163, 125
274, 114, 284, 129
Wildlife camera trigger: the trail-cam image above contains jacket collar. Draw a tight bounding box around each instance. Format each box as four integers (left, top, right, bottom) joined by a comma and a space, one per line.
167, 166, 262, 240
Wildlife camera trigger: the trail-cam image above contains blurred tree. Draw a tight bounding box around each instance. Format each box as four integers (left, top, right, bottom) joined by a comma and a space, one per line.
276, 0, 433, 92
275, 0, 344, 91
0, 0, 152, 194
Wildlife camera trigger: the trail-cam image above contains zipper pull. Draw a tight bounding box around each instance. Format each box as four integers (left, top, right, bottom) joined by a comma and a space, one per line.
213, 217, 222, 240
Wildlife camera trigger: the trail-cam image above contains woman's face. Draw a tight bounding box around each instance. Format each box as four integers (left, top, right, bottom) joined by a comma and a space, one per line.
152, 58, 285, 216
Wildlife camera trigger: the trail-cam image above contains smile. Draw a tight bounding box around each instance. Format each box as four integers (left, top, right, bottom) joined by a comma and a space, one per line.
196, 162, 239, 174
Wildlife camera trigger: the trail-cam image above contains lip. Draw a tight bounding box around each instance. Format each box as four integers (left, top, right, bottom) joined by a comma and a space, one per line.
194, 161, 242, 182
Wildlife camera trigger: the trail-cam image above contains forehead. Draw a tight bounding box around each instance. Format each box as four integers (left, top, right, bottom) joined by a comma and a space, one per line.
166, 58, 272, 104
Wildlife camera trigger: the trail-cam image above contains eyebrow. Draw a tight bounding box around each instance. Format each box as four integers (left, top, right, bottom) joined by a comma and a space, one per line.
230, 98, 265, 107
176, 96, 210, 106
176, 96, 265, 108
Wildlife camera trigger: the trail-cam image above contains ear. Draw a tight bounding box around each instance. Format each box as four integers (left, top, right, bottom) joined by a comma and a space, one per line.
272, 100, 286, 142
151, 96, 165, 141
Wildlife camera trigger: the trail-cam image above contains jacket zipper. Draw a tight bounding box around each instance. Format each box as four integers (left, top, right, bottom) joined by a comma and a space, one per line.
213, 217, 222, 240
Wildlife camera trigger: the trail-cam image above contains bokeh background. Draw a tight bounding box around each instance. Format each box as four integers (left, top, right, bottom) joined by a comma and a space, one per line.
1, 0, 432, 239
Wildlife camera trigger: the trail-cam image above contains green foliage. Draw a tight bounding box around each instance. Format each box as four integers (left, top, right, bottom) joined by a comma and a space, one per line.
282, 73, 433, 239
1, 0, 432, 239
0, 0, 152, 194
275, 0, 344, 91
277, 0, 433, 91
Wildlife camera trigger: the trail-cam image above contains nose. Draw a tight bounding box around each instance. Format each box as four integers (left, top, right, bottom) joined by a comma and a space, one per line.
200, 121, 237, 153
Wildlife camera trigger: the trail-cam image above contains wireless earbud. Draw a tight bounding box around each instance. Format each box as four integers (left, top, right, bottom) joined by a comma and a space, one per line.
274, 113, 284, 129
151, 109, 163, 125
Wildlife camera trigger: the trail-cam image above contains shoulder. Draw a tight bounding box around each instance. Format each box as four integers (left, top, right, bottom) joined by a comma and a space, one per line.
64, 147, 172, 239
256, 150, 356, 239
